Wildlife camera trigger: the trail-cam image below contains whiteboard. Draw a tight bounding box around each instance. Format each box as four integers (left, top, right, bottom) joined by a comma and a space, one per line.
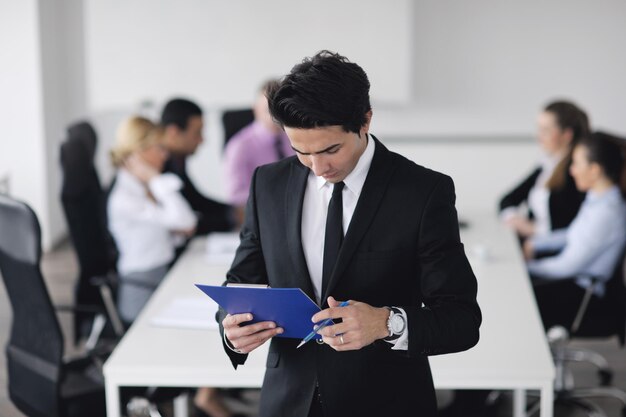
85, 0, 412, 110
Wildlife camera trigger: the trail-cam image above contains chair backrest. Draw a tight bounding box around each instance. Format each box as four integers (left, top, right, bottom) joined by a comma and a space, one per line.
221, 108, 254, 149
60, 121, 117, 279
0, 194, 65, 416
574, 251, 626, 345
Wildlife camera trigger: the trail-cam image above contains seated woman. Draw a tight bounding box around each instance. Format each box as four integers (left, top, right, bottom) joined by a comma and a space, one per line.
108, 116, 243, 417
524, 132, 626, 330
108, 116, 197, 324
500, 101, 589, 239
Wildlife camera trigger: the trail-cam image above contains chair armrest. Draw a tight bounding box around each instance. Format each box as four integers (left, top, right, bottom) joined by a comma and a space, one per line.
55, 304, 103, 314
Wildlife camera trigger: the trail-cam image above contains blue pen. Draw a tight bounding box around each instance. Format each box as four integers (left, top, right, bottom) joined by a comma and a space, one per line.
296, 301, 350, 349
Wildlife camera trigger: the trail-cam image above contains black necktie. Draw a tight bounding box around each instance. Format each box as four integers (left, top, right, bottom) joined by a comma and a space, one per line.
322, 181, 345, 297
274, 135, 286, 160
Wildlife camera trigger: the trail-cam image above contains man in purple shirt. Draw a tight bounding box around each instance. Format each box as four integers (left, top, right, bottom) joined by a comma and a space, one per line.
223, 80, 294, 226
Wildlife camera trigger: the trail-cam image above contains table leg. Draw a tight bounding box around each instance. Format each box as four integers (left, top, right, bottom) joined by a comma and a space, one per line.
540, 383, 554, 417
173, 392, 189, 417
513, 389, 526, 417
105, 379, 121, 417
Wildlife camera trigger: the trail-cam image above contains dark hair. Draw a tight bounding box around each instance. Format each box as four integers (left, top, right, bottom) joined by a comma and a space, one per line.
579, 131, 626, 194
259, 79, 280, 95
267, 50, 371, 134
544, 100, 591, 191
544, 101, 590, 141
160, 98, 203, 130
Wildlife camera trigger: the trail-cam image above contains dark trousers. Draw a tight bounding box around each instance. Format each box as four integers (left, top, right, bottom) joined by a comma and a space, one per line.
531, 277, 594, 330
308, 388, 324, 417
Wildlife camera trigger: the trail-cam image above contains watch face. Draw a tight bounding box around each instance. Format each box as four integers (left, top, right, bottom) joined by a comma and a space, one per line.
391, 314, 405, 334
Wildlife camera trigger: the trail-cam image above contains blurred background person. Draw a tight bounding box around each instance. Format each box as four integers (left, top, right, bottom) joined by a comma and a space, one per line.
223, 80, 294, 226
161, 98, 236, 235
499, 101, 589, 240
525, 132, 626, 330
108, 116, 241, 417
108, 116, 197, 324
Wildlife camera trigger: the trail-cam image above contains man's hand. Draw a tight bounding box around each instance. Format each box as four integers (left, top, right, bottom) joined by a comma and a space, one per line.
222, 313, 283, 354
311, 296, 389, 351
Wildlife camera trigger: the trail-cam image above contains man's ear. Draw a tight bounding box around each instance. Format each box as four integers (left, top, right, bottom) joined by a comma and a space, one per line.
361, 110, 373, 136
163, 125, 179, 146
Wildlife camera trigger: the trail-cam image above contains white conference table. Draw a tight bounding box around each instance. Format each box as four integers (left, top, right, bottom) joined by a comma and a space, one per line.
104, 212, 555, 417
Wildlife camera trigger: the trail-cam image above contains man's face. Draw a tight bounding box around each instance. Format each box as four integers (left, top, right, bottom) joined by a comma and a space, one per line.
168, 115, 204, 156
285, 118, 370, 183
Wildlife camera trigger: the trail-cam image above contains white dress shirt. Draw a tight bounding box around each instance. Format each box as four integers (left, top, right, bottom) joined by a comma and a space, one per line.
528, 154, 562, 236
501, 153, 562, 236
300, 135, 408, 350
528, 186, 626, 296
108, 169, 197, 276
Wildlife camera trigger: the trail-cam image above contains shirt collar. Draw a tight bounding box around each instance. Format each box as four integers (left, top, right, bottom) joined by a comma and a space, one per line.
315, 134, 375, 196
117, 168, 147, 193
586, 185, 621, 203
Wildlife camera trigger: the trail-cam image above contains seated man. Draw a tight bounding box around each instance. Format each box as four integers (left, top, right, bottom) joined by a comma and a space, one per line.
161, 98, 235, 235
223, 80, 294, 226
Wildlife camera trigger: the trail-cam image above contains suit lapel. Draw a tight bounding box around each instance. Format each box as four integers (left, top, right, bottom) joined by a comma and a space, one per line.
285, 160, 316, 300
322, 137, 397, 303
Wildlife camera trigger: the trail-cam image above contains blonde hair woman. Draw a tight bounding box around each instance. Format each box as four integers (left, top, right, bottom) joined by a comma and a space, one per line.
108, 116, 197, 323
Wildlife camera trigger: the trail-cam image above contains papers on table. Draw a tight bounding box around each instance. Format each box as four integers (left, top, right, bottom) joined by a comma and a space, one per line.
150, 296, 219, 330
205, 232, 240, 265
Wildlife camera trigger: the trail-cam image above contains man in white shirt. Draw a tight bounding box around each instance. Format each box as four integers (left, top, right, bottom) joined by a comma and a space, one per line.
217, 51, 481, 417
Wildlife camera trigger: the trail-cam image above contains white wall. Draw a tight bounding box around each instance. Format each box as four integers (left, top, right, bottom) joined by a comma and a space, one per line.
0, 0, 49, 245
0, 0, 87, 250
5, 1, 626, 248
410, 0, 626, 135
84, 0, 413, 110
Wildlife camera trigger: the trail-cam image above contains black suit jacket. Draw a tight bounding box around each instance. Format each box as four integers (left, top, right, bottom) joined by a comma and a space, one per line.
162, 156, 234, 235
218, 137, 481, 417
499, 165, 585, 231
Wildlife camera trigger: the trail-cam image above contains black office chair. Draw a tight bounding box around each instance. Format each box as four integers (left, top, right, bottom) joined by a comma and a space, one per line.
221, 108, 254, 150
60, 121, 124, 345
0, 194, 106, 417
530, 253, 626, 416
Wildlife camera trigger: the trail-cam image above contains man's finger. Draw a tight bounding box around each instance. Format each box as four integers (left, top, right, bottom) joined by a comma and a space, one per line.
227, 320, 277, 340
232, 327, 283, 351
312, 305, 350, 323
223, 313, 254, 328
317, 322, 349, 338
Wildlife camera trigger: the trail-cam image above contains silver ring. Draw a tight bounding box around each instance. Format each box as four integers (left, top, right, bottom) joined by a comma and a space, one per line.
339, 335, 345, 345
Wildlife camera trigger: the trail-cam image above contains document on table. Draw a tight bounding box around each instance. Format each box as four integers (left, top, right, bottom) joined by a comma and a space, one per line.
196, 284, 322, 339
205, 232, 240, 265
150, 296, 219, 330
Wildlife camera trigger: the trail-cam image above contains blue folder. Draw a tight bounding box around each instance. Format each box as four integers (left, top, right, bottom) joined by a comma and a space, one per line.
195, 284, 322, 339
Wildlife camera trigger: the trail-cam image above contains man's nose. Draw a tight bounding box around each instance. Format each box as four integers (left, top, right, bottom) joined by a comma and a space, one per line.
309, 155, 327, 176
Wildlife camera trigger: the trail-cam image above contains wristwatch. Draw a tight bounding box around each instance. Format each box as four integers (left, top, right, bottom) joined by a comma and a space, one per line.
384, 307, 406, 341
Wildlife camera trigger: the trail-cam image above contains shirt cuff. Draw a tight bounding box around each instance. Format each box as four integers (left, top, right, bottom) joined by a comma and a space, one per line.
383, 307, 409, 351
223, 330, 242, 354
499, 207, 518, 222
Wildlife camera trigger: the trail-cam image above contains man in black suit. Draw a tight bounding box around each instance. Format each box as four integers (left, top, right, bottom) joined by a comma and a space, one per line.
219, 51, 481, 417
161, 98, 235, 235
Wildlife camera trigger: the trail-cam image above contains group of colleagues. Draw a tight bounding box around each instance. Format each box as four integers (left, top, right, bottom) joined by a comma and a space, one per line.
499, 100, 626, 331
443, 101, 626, 417
107, 87, 289, 417
103, 49, 626, 417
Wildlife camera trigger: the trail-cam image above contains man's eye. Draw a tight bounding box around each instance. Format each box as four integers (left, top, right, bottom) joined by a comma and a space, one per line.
327, 148, 339, 154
